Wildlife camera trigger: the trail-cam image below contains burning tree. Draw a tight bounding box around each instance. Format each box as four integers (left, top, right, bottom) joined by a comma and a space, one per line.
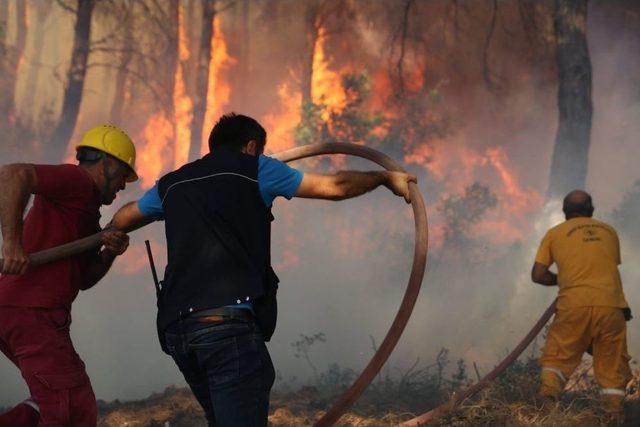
294, 72, 382, 147
21, 0, 53, 127
328, 73, 384, 145
188, 0, 216, 162
50, 0, 96, 161
380, 83, 451, 161
439, 182, 498, 248
547, 0, 593, 199
0, 0, 26, 126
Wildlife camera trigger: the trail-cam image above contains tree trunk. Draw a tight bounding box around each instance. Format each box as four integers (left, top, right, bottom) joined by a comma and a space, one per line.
13, 0, 27, 76
239, 0, 250, 103
188, 0, 215, 161
2, 0, 26, 121
301, 2, 321, 104
0, 0, 7, 58
109, 11, 133, 124
229, 0, 250, 108
166, 1, 179, 167
23, 0, 52, 125
50, 0, 95, 161
547, 0, 592, 199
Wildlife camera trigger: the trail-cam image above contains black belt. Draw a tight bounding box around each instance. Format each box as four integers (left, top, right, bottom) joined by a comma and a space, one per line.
165, 307, 254, 334
189, 306, 254, 321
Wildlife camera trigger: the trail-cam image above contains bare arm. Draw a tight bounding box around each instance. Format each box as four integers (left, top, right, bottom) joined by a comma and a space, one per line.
531, 262, 558, 287
82, 202, 150, 289
81, 230, 129, 290
0, 164, 37, 274
82, 201, 153, 288
110, 201, 154, 233
295, 171, 416, 203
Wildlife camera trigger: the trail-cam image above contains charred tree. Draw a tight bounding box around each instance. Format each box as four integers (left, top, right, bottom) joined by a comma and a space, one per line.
23, 0, 53, 124
547, 0, 593, 199
167, 1, 179, 164
13, 0, 27, 86
0, 0, 7, 58
109, 9, 134, 124
188, 0, 216, 162
302, 1, 322, 105
50, 0, 95, 161
229, 0, 250, 109
394, 0, 414, 97
136, 0, 178, 123
238, 0, 250, 104
300, 0, 350, 104
2, 0, 26, 121
180, 0, 198, 101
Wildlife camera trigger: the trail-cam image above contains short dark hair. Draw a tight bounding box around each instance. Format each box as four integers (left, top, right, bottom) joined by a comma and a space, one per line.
208, 113, 267, 153
76, 147, 106, 165
563, 192, 594, 218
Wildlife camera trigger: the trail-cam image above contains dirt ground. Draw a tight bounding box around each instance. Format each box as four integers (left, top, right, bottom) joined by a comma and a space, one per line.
96, 382, 640, 427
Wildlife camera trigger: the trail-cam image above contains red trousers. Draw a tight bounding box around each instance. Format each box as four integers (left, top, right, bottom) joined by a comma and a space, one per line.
0, 307, 97, 427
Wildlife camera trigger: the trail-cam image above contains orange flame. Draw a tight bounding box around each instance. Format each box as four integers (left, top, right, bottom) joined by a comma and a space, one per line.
201, 16, 235, 156
262, 84, 301, 154
485, 147, 541, 215
406, 139, 542, 246
311, 28, 347, 118
136, 112, 173, 189
173, 6, 193, 169
262, 26, 355, 153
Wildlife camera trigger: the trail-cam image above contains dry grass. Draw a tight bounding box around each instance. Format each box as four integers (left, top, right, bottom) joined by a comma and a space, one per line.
98, 386, 206, 427
430, 392, 607, 426
96, 362, 640, 426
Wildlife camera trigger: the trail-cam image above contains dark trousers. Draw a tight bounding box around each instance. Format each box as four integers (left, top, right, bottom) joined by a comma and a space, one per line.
164, 319, 275, 427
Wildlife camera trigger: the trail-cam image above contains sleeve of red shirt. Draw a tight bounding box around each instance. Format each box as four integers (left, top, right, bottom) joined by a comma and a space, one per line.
33, 164, 92, 202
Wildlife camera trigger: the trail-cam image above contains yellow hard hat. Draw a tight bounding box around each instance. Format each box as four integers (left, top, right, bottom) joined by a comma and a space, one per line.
76, 124, 138, 182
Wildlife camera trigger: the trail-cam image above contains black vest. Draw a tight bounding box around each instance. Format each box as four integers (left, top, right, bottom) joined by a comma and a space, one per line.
156, 149, 278, 337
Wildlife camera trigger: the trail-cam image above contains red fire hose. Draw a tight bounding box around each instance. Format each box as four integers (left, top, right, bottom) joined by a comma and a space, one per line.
273, 143, 428, 426
0, 143, 429, 427
398, 299, 556, 426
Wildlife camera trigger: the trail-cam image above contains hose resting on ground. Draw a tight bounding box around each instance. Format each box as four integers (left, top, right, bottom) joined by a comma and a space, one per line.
398, 299, 556, 426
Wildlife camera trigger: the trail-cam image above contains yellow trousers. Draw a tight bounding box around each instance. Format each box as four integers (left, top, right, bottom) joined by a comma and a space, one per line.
539, 306, 632, 413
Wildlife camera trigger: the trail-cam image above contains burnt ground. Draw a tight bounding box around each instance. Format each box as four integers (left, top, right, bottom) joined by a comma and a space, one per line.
96, 375, 640, 427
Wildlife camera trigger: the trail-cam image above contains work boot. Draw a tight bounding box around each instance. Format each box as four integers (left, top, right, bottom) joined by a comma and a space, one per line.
534, 394, 558, 412
539, 369, 564, 403
603, 411, 624, 427
602, 394, 625, 426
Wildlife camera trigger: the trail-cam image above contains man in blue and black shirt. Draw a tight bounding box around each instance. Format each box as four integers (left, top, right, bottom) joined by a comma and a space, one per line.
111, 113, 416, 426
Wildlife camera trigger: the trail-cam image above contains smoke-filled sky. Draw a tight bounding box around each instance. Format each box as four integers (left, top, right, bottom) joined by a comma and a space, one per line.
1, 0, 639, 407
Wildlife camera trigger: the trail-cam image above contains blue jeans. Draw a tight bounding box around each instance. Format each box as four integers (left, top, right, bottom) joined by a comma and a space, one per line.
164, 319, 275, 426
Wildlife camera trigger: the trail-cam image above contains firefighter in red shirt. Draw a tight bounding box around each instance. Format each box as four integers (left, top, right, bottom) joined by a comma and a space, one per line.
0, 125, 137, 426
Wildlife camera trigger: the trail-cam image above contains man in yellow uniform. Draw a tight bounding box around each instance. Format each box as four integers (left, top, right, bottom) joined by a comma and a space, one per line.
532, 190, 631, 419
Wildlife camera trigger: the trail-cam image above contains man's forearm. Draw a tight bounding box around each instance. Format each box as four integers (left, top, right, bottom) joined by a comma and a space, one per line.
296, 170, 413, 202
111, 201, 154, 232
332, 171, 387, 200
535, 271, 558, 286
82, 250, 116, 290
